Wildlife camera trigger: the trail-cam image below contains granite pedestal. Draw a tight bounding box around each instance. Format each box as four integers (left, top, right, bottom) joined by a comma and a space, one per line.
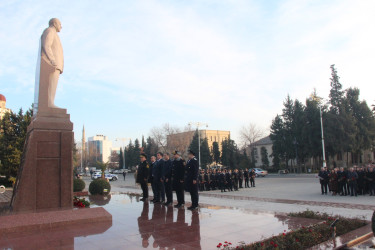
10, 109, 73, 213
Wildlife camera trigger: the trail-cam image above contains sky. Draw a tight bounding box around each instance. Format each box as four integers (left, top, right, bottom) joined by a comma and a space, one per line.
1, 0, 375, 148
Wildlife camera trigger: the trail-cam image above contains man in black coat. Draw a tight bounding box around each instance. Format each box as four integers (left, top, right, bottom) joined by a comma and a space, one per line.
244, 168, 250, 188
172, 151, 185, 208
152, 152, 165, 203
149, 156, 157, 202
137, 153, 150, 201
162, 153, 173, 206
219, 170, 226, 192
318, 167, 329, 195
186, 150, 199, 210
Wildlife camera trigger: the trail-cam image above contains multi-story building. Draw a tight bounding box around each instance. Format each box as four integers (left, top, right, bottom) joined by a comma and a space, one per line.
167, 130, 230, 154
87, 135, 112, 163
246, 136, 273, 168
0, 94, 11, 119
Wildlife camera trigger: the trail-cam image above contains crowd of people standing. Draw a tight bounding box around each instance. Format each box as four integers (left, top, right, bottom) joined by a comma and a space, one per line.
136, 150, 200, 210
198, 168, 256, 192
318, 165, 375, 196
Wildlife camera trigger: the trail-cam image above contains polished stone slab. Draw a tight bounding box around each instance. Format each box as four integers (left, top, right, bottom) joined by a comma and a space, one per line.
0, 194, 323, 249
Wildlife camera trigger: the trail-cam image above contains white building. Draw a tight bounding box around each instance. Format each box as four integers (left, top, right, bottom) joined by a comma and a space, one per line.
88, 135, 112, 163
246, 136, 273, 168
0, 94, 11, 119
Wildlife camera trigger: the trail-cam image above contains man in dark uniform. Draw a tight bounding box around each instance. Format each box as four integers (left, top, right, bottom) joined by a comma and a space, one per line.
238, 169, 244, 188
338, 167, 347, 196
136, 153, 150, 201
218, 170, 226, 192
318, 167, 328, 195
225, 169, 233, 191
149, 156, 157, 202
250, 169, 256, 187
172, 151, 185, 208
204, 170, 210, 191
232, 169, 239, 191
152, 152, 164, 203
357, 167, 365, 195
210, 170, 216, 190
348, 167, 358, 196
186, 150, 199, 210
162, 153, 173, 206
244, 168, 249, 188
199, 170, 205, 191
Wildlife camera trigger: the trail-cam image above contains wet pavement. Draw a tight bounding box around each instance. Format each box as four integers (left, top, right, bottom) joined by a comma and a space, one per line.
0, 194, 323, 250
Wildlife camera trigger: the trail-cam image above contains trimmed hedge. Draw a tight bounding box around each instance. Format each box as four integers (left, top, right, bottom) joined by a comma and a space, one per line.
89, 179, 111, 195
73, 178, 85, 192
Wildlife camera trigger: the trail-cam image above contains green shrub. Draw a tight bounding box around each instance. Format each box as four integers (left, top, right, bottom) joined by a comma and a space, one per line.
89, 179, 111, 195
73, 178, 86, 192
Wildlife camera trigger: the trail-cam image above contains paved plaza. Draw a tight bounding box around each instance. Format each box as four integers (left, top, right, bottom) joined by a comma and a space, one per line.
103, 173, 375, 220
1, 174, 374, 249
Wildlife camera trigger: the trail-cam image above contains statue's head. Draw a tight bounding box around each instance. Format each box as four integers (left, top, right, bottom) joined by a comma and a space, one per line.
49, 18, 62, 32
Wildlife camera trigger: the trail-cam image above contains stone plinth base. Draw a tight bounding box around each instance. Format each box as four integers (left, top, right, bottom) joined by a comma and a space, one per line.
0, 207, 112, 236
10, 110, 74, 213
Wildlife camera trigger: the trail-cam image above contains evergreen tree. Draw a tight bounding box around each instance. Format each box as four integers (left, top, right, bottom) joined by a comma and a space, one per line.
119, 148, 124, 169
238, 149, 250, 169
250, 148, 257, 168
221, 138, 239, 169
329, 64, 344, 114
188, 130, 212, 168
212, 141, 220, 163
145, 136, 158, 158
260, 147, 269, 168
0, 107, 33, 177
270, 115, 285, 168
125, 140, 135, 168
141, 135, 146, 151
200, 138, 212, 168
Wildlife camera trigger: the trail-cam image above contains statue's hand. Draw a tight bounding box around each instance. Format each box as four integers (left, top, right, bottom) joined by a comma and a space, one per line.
51, 60, 57, 67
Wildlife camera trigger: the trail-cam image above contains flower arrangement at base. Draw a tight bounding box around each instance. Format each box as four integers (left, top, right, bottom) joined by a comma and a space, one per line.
230, 210, 367, 250
73, 196, 90, 208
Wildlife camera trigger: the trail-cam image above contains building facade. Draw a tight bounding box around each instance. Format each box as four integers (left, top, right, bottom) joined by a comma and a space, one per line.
0, 94, 11, 119
87, 135, 112, 163
167, 130, 231, 155
246, 136, 273, 168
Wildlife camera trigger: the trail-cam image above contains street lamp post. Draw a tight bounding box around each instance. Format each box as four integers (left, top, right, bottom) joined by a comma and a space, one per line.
116, 138, 130, 169
319, 106, 327, 168
188, 122, 208, 169
310, 94, 327, 168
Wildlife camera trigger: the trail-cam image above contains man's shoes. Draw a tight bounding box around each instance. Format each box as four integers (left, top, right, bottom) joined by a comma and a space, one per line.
140, 198, 148, 202
187, 206, 198, 210
152, 200, 160, 204
164, 202, 172, 206
174, 204, 183, 208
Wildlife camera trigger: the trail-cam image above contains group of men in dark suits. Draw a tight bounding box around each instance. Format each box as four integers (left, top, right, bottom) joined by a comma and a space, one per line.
136, 150, 200, 210
198, 168, 256, 192
318, 164, 375, 197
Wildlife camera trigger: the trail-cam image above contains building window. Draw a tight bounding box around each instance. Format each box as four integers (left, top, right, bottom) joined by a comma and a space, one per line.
214, 136, 216, 141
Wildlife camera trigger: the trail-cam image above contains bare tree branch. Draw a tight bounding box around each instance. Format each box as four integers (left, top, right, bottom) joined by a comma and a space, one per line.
239, 123, 265, 149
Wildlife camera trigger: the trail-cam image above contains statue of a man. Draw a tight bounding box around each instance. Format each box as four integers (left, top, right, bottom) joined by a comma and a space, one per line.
34, 18, 64, 113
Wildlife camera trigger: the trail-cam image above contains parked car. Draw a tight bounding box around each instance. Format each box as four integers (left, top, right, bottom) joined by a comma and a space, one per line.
92, 172, 118, 181
253, 168, 268, 177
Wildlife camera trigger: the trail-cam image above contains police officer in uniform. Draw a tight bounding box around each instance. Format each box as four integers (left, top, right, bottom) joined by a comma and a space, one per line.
244, 168, 250, 188
172, 151, 185, 208
162, 153, 173, 206
137, 153, 150, 201
186, 150, 199, 210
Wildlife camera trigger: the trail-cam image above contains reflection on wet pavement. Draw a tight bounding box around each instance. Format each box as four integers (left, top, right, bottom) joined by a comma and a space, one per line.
0, 194, 322, 249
